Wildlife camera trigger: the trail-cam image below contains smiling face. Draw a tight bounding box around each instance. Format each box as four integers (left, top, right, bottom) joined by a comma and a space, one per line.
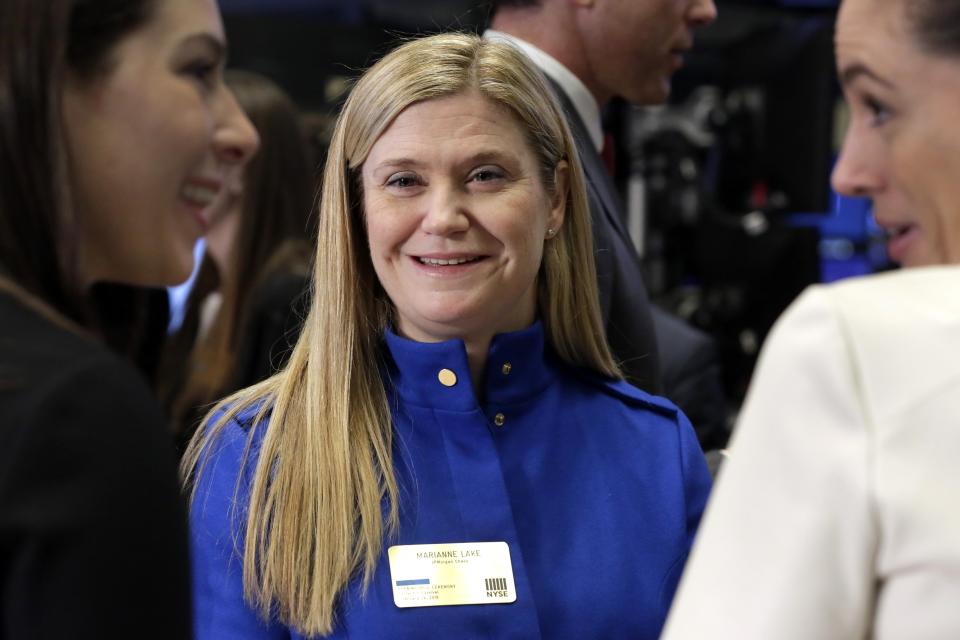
832, 0, 960, 267
574, 0, 717, 105
62, 0, 259, 287
361, 91, 566, 345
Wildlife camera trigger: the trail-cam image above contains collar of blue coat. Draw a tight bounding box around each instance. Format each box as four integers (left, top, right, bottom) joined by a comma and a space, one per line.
382, 320, 555, 411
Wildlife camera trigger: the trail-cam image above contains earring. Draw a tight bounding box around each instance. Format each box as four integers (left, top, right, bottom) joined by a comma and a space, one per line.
546, 228, 555, 238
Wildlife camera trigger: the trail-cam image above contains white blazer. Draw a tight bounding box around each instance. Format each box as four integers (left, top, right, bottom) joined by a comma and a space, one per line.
662, 266, 960, 639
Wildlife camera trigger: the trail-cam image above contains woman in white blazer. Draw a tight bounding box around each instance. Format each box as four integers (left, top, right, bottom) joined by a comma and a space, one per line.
661, 0, 960, 637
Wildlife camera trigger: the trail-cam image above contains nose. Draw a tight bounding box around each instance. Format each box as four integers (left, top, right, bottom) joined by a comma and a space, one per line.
212, 86, 260, 167
421, 183, 470, 236
687, 0, 717, 28
831, 122, 884, 198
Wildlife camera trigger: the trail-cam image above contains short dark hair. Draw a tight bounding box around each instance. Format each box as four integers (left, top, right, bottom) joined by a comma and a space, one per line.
907, 0, 960, 56
0, 0, 157, 317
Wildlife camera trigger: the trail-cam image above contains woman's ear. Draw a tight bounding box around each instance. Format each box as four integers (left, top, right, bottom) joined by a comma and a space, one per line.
547, 160, 569, 238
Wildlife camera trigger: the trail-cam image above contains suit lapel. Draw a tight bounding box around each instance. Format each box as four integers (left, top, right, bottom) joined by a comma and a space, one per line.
546, 78, 632, 241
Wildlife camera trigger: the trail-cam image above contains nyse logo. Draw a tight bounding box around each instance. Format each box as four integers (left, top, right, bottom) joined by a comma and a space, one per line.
485, 577, 508, 598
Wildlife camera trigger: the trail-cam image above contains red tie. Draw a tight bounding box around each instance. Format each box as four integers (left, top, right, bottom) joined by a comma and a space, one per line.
601, 132, 616, 177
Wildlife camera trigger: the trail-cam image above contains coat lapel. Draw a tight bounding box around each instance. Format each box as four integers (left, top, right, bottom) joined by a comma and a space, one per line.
546, 78, 632, 242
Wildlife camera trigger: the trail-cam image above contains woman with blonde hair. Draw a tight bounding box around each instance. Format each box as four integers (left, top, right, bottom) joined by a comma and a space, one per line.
187, 32, 710, 640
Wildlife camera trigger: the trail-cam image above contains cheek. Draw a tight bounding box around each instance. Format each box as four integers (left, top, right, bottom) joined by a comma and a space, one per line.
930, 143, 960, 257
363, 198, 408, 262
519, 226, 545, 260
503, 217, 547, 274
362, 192, 384, 251
897, 135, 960, 256
637, 4, 677, 43
927, 187, 960, 262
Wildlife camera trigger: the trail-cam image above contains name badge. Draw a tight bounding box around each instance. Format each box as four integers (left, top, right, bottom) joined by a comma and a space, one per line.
387, 541, 517, 608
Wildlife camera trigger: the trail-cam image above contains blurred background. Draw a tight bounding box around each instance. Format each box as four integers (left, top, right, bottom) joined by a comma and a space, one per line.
215, 0, 880, 409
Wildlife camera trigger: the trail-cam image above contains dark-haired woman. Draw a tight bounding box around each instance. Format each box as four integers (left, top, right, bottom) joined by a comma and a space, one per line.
663, 0, 960, 637
0, 0, 257, 636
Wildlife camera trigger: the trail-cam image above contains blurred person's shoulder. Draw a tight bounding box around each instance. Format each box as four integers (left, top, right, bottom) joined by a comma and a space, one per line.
769, 265, 960, 422
0, 291, 189, 637
0, 289, 172, 466
825, 264, 960, 305
789, 265, 960, 337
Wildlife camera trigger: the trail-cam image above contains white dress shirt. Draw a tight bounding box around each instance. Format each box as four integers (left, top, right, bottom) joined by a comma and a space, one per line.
484, 29, 603, 153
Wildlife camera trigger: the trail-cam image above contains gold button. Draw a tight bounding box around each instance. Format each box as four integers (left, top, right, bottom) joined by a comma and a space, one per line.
437, 368, 457, 387
501, 362, 512, 375
494, 413, 506, 427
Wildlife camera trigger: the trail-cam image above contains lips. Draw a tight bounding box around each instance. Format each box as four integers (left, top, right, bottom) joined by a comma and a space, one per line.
670, 40, 691, 55
667, 44, 692, 72
181, 183, 218, 206
874, 210, 920, 264
411, 254, 488, 273
418, 256, 482, 266
180, 177, 222, 231
883, 223, 920, 264
885, 224, 914, 239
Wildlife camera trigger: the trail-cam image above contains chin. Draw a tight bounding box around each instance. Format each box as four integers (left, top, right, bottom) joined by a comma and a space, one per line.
901, 255, 944, 269
420, 314, 478, 337
401, 308, 487, 341
150, 254, 197, 287
630, 82, 671, 106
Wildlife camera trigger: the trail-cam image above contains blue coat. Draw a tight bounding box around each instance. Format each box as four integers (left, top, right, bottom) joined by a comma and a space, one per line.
190, 322, 711, 639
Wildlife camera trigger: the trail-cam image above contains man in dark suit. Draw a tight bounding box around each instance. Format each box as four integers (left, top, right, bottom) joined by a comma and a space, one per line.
487, 0, 727, 448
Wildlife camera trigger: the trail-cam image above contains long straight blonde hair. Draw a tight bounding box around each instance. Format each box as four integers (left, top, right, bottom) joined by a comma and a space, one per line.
182, 32, 620, 637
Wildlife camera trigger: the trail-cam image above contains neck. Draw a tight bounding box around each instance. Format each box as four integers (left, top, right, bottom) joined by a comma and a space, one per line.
205, 226, 236, 290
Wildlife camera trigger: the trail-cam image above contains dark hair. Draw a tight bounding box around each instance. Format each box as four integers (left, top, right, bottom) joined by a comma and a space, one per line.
224, 70, 316, 305
0, 0, 157, 319
908, 1, 960, 56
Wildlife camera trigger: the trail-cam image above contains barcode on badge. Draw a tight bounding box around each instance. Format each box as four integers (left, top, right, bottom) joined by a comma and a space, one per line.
485, 577, 507, 592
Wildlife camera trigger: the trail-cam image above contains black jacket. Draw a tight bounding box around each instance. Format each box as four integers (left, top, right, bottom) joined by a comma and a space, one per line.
0, 290, 190, 638
651, 306, 729, 450
549, 81, 729, 450
549, 81, 663, 393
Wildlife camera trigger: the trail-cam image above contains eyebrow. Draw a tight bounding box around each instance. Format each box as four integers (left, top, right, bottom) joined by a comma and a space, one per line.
371, 150, 519, 174
839, 62, 893, 89
180, 32, 227, 61
372, 158, 423, 172
466, 150, 517, 166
